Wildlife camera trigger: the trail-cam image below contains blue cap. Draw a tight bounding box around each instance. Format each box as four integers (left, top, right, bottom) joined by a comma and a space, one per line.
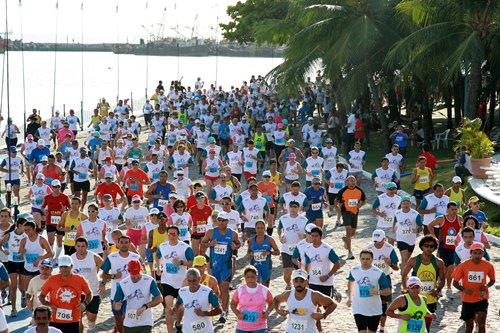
386, 182, 397, 190
9, 146, 17, 153
401, 195, 411, 202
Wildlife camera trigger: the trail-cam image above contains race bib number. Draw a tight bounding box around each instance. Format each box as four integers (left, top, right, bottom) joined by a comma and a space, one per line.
165, 262, 179, 274
250, 214, 260, 222
401, 228, 412, 235
359, 285, 371, 298
348, 199, 358, 207
467, 271, 484, 283
245, 161, 253, 168
130, 184, 139, 191
445, 235, 456, 246
253, 251, 267, 262
419, 176, 429, 184
311, 203, 321, 211
287, 318, 307, 333
158, 199, 168, 207
25, 253, 39, 264
191, 319, 208, 332
88, 239, 100, 250
288, 245, 296, 254
334, 182, 343, 189
176, 163, 184, 169
34, 196, 44, 206
421, 281, 434, 293
78, 172, 87, 180
50, 215, 61, 224
196, 224, 207, 234
311, 266, 322, 277
179, 227, 188, 237
214, 244, 227, 255
311, 169, 320, 177
276, 138, 285, 144
152, 172, 159, 180
373, 261, 387, 271
209, 166, 217, 173
12, 252, 23, 262
66, 231, 77, 241
126, 309, 140, 322
242, 310, 258, 323
256, 143, 263, 150
407, 319, 423, 333
56, 308, 73, 321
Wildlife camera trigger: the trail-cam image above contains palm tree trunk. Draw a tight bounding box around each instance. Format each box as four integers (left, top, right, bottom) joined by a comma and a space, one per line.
444, 86, 453, 129
487, 88, 496, 132
453, 76, 463, 126
368, 74, 390, 152
466, 59, 481, 119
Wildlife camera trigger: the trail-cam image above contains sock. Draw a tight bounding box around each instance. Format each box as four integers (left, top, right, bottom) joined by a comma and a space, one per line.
54, 245, 62, 259
266, 227, 273, 236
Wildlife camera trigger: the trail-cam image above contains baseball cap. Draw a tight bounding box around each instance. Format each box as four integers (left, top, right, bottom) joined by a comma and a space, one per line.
468, 196, 480, 204
325, 138, 333, 143
287, 139, 295, 144
386, 182, 397, 190
149, 208, 160, 215
401, 195, 412, 203
127, 259, 142, 275
305, 223, 315, 233
36, 173, 45, 180
71, 140, 78, 145
310, 146, 319, 151
470, 242, 485, 252
104, 156, 113, 162
312, 177, 321, 184
262, 170, 271, 177
207, 136, 216, 143
452, 176, 462, 183
51, 179, 61, 187
103, 194, 113, 201
41, 156, 49, 162
104, 172, 113, 179
217, 212, 229, 220
372, 229, 386, 242
407, 276, 423, 288
93, 131, 100, 137
291, 269, 308, 280
9, 146, 17, 153
249, 183, 258, 189
193, 255, 207, 267
289, 153, 296, 159
58, 255, 73, 267
307, 117, 313, 121
131, 159, 140, 165
131, 194, 142, 202
37, 139, 45, 146
277, 123, 284, 129
40, 259, 53, 268
176, 169, 184, 176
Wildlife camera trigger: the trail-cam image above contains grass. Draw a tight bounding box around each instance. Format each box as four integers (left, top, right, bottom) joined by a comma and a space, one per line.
360, 132, 500, 236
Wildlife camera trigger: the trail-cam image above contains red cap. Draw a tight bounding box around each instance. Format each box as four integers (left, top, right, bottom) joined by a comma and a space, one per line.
277, 123, 284, 129
104, 156, 113, 162
127, 259, 142, 275
209, 149, 216, 154
131, 194, 142, 202
470, 242, 484, 252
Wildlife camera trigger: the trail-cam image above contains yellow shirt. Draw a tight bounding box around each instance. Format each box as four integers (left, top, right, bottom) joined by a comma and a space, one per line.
91, 115, 102, 126
98, 102, 110, 117
63, 212, 83, 247
447, 187, 465, 213
271, 171, 282, 187
414, 167, 431, 191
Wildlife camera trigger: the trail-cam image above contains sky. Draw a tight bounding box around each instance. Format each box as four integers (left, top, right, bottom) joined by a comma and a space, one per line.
1, 0, 238, 43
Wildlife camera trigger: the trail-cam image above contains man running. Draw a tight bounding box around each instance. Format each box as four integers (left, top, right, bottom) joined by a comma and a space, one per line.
372, 182, 401, 245
24, 306, 63, 333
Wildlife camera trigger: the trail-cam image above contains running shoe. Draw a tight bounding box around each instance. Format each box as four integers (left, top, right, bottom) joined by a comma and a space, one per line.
218, 311, 227, 324
347, 252, 355, 260
10, 309, 17, 317
331, 287, 342, 303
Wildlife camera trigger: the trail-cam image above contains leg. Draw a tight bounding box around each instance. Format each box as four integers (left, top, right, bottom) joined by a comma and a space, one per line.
164, 295, 175, 333
283, 267, 292, 288
8, 273, 18, 311
315, 218, 324, 229
33, 212, 42, 230
81, 190, 89, 208
219, 281, 230, 313
399, 249, 410, 275
465, 319, 475, 333
475, 311, 487, 333
47, 231, 55, 253
55, 233, 64, 259
446, 264, 455, 289
191, 238, 201, 256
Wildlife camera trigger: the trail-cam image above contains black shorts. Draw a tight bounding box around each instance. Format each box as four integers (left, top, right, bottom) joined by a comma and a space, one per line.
413, 189, 430, 200
309, 284, 332, 297
46, 224, 65, 236
265, 141, 274, 152
21, 268, 40, 277
281, 253, 296, 269
438, 246, 455, 267
160, 283, 179, 298
74, 180, 91, 193
427, 302, 437, 313
64, 245, 76, 256
220, 138, 229, 148
354, 314, 381, 331
460, 300, 488, 321
112, 300, 127, 316
86, 295, 101, 315
342, 211, 358, 229
50, 321, 80, 332
4, 179, 20, 186
232, 173, 242, 181
269, 207, 276, 215
327, 192, 339, 205
191, 234, 204, 240
5, 261, 24, 274
397, 241, 415, 253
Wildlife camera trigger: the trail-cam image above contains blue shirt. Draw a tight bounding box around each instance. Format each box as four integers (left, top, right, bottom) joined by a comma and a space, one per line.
30, 146, 50, 164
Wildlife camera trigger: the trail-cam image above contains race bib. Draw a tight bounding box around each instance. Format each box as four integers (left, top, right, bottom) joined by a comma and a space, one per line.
253, 251, 267, 262
191, 319, 208, 333
287, 318, 307, 333
406, 319, 423, 333
152, 172, 159, 180
179, 227, 188, 237
165, 262, 179, 274
50, 216, 61, 224
158, 199, 168, 207
401, 227, 412, 235
66, 231, 77, 241
334, 182, 343, 189
467, 271, 484, 283
311, 169, 320, 177
126, 309, 140, 322
12, 252, 23, 262
359, 285, 371, 298
242, 310, 259, 323
176, 163, 184, 169
421, 281, 434, 293
214, 244, 227, 255
419, 176, 429, 184
250, 214, 260, 222
276, 138, 285, 144
348, 199, 358, 208
311, 203, 321, 211
88, 239, 100, 250
56, 308, 73, 321
245, 161, 253, 168
196, 224, 207, 234
445, 235, 456, 246
310, 266, 322, 277
78, 172, 87, 180
130, 184, 139, 191
263, 195, 273, 204
288, 245, 296, 254
25, 253, 39, 264
34, 196, 44, 206
373, 261, 387, 271
256, 143, 263, 150
209, 166, 217, 173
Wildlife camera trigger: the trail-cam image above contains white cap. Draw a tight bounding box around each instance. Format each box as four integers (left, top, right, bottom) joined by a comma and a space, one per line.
37, 139, 45, 146
58, 255, 73, 267
51, 179, 61, 187
291, 269, 308, 280
372, 229, 386, 242
262, 170, 272, 177
452, 176, 462, 183
41, 156, 49, 162
36, 173, 45, 180
149, 208, 160, 215
305, 223, 315, 233
104, 172, 113, 178
217, 212, 229, 220
407, 276, 423, 288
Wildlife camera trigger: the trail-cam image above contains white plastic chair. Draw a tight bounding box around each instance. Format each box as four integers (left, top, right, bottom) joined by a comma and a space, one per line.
434, 129, 451, 149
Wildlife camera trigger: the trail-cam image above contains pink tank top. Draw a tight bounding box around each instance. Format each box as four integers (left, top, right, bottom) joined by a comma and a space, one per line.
234, 284, 270, 331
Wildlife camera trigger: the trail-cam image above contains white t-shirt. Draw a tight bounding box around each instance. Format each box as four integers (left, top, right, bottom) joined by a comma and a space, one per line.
24, 327, 62, 333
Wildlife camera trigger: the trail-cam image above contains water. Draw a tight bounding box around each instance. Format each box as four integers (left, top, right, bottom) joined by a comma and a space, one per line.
0, 51, 281, 126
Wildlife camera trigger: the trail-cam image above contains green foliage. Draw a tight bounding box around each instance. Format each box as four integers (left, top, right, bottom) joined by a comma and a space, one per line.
454, 118, 496, 159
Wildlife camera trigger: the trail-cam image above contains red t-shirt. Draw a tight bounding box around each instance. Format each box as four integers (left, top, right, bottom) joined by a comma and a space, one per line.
42, 193, 71, 225
419, 152, 437, 171
186, 195, 209, 210
452, 259, 495, 303
189, 205, 212, 236
95, 182, 125, 207
123, 168, 150, 196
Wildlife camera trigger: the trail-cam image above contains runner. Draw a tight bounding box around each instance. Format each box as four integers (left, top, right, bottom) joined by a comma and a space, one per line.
167, 199, 192, 244
58, 197, 86, 256
181, 256, 220, 298
346, 249, 392, 333
418, 183, 450, 235
257, 170, 278, 235
174, 268, 222, 333
70, 147, 93, 208
336, 175, 366, 259
201, 212, 241, 323
24, 306, 63, 333
113, 259, 163, 333
347, 141, 366, 181
123, 160, 151, 205
445, 176, 466, 214
454, 227, 491, 265
29, 173, 52, 230
39, 255, 92, 332
231, 265, 274, 333
304, 177, 327, 228
124, 195, 149, 257
411, 156, 433, 207
372, 157, 398, 195
188, 192, 212, 256
71, 237, 103, 329
75, 204, 107, 256
325, 162, 348, 225
247, 220, 280, 287
101, 235, 141, 333
372, 182, 401, 245
283, 154, 303, 192
292, 223, 315, 270
238, 183, 269, 241
156, 225, 194, 333
401, 235, 445, 332
273, 269, 337, 333
0, 146, 24, 204
144, 170, 175, 212
452, 242, 495, 333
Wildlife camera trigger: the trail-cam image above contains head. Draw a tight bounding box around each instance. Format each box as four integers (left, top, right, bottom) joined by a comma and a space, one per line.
127, 259, 143, 282
0, 208, 11, 224
57, 255, 73, 277
417, 156, 427, 167
433, 183, 444, 198
255, 220, 266, 236
470, 242, 485, 262
168, 226, 180, 242
75, 237, 88, 255
291, 270, 308, 292
23, 221, 37, 237
346, 175, 356, 188
185, 268, 201, 289
249, 184, 259, 197
407, 277, 423, 297
86, 203, 99, 220
418, 235, 438, 254
173, 199, 186, 213
243, 265, 258, 288
359, 249, 374, 268
461, 227, 475, 246
380, 157, 389, 169
291, 181, 301, 194
33, 306, 52, 329
118, 235, 131, 253
310, 227, 323, 246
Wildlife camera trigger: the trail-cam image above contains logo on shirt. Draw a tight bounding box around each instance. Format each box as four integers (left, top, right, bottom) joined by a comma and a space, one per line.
56, 287, 77, 303
357, 276, 372, 286
127, 289, 145, 301
184, 299, 202, 310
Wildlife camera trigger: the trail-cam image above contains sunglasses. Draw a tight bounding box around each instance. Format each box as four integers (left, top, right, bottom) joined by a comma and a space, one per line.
52, 185, 61, 188
88, 210, 97, 213
132, 200, 140, 203
263, 175, 271, 178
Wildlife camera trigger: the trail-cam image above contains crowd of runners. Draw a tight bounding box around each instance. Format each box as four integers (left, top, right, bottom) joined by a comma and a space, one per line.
0, 74, 496, 333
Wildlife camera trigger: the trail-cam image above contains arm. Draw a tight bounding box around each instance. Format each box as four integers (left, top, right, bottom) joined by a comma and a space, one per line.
401, 256, 415, 289
427, 217, 443, 238
311, 290, 337, 320
386, 295, 411, 321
